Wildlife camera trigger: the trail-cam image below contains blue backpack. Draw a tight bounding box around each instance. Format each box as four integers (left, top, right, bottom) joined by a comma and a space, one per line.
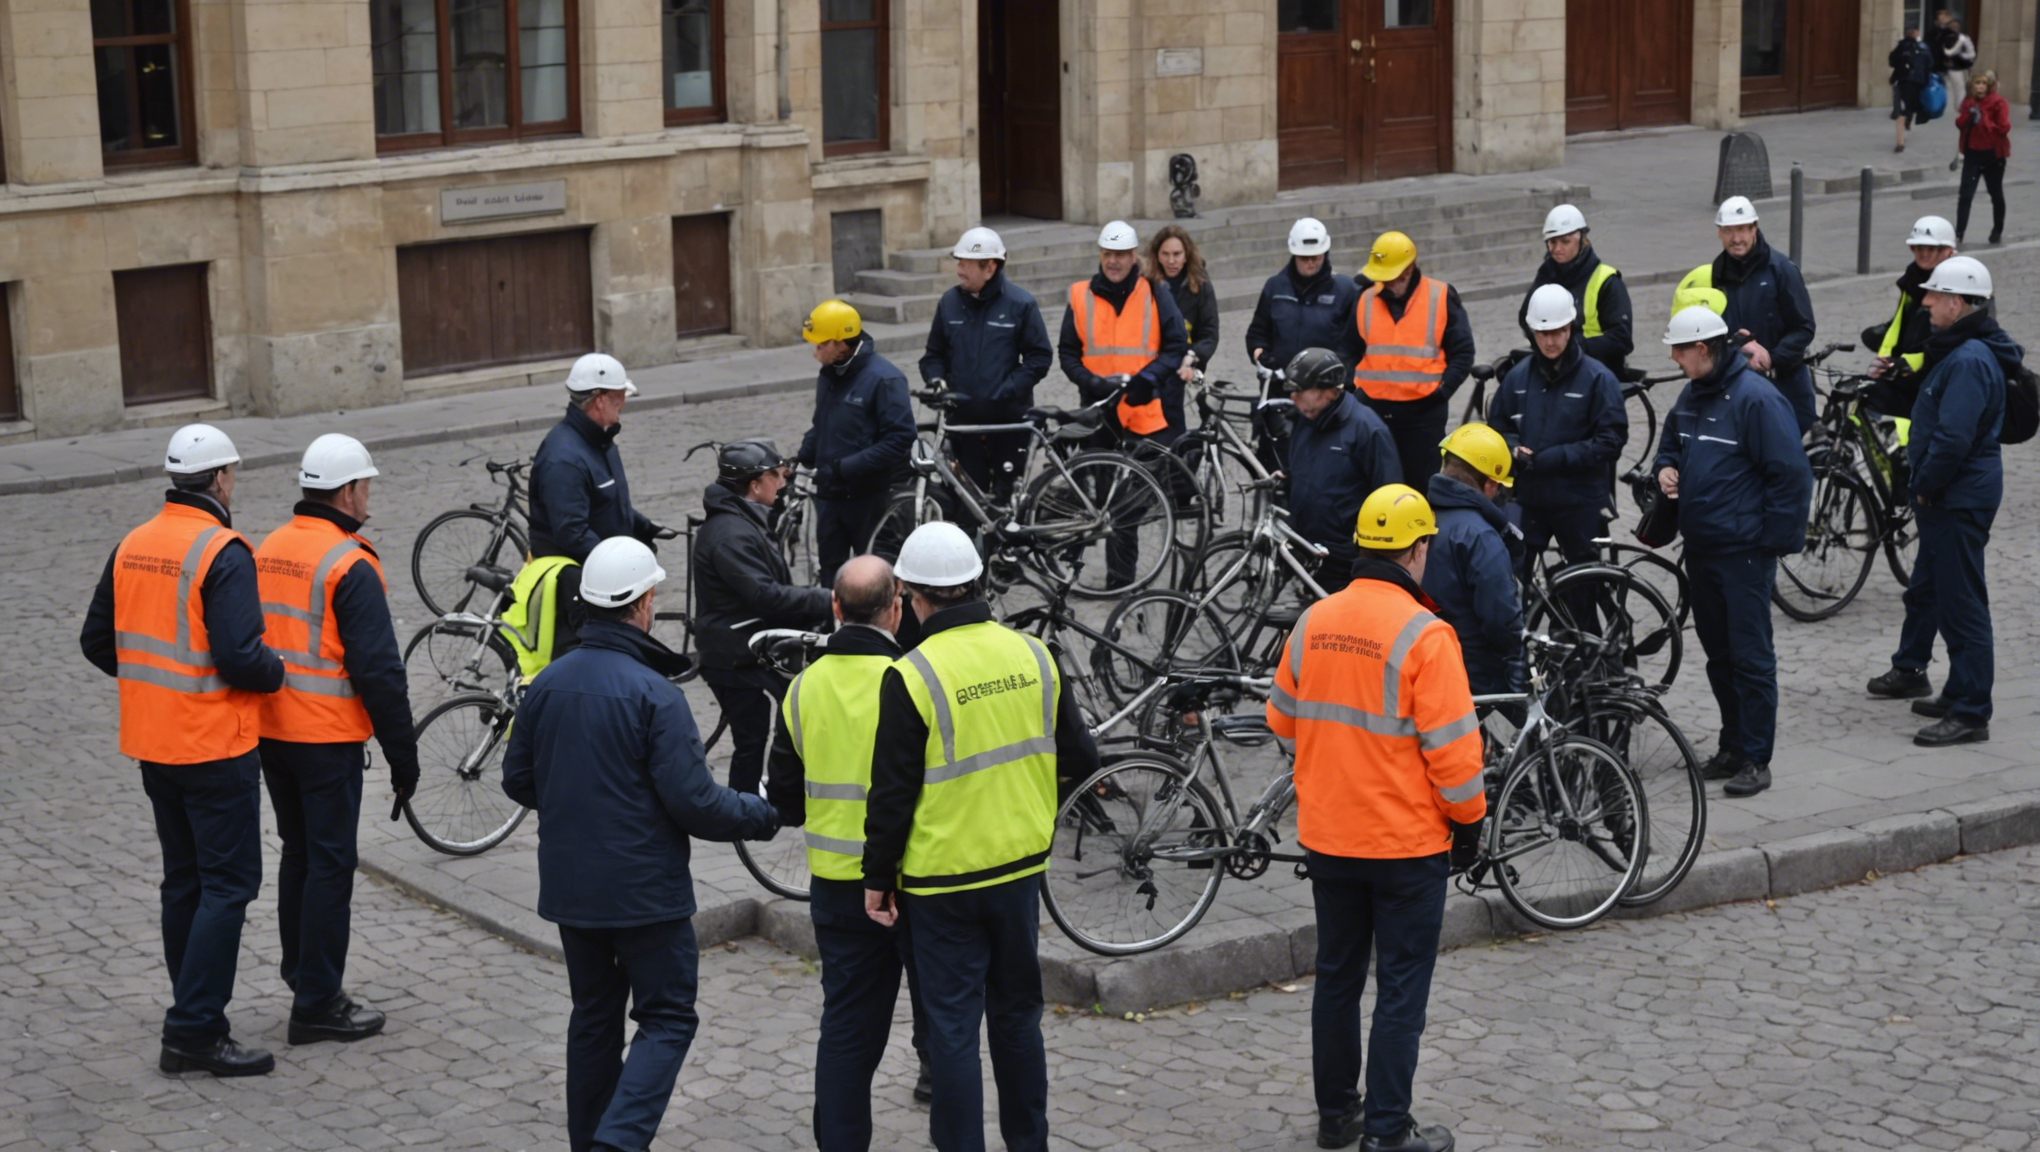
1919, 73, 1947, 121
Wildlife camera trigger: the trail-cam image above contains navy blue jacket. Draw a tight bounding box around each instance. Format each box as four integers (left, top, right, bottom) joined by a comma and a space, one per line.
1909, 311, 2018, 510
1421, 473, 1524, 695
1284, 390, 1401, 554
691, 482, 833, 672
1712, 234, 1819, 433
1244, 258, 1364, 375
528, 404, 656, 563
917, 270, 1054, 423
1488, 339, 1628, 512
1059, 263, 1192, 432
797, 334, 916, 501
81, 491, 286, 700
1652, 351, 1812, 555
502, 620, 778, 928
1517, 248, 1634, 373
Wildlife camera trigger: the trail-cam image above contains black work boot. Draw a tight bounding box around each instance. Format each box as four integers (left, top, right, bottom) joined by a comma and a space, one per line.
1360, 1119, 1456, 1152
913, 1054, 933, 1104
1699, 748, 1744, 781
1911, 695, 1949, 719
1723, 762, 1772, 798
159, 1036, 275, 1077
1915, 717, 1988, 747
1866, 667, 1932, 699
1318, 1103, 1363, 1149
288, 996, 387, 1044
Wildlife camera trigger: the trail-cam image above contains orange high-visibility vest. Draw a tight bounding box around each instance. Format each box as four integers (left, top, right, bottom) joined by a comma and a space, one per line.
255, 514, 382, 743
1068, 278, 1168, 435
1352, 277, 1451, 402
1267, 577, 1486, 858
111, 502, 264, 764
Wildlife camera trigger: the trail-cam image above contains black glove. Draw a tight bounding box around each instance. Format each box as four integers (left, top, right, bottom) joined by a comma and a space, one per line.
1448, 819, 1483, 875
1124, 374, 1156, 407
817, 460, 842, 489
389, 757, 421, 821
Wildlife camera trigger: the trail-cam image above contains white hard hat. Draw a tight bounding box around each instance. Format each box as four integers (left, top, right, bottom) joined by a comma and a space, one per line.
1663, 305, 1732, 345
299, 433, 379, 490
894, 521, 984, 587
1098, 220, 1139, 252
565, 352, 638, 396
164, 424, 240, 475
1541, 203, 1588, 240
1715, 196, 1759, 227
579, 537, 667, 608
1287, 217, 1331, 256
953, 226, 1007, 261
1921, 255, 1993, 299
1524, 284, 1579, 331
1906, 215, 1957, 249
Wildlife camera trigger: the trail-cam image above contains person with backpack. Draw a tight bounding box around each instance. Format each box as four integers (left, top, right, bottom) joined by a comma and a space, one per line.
1862, 257, 2022, 747
1889, 25, 1936, 153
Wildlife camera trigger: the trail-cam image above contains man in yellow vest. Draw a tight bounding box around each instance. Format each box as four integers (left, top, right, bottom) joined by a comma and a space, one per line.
1516, 204, 1633, 377
1058, 219, 1191, 447
862, 522, 1100, 1152
767, 554, 932, 1149
1350, 232, 1477, 491
253, 433, 421, 1046
79, 424, 285, 1077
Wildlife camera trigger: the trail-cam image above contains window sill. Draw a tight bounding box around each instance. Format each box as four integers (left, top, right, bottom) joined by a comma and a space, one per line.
810, 152, 933, 190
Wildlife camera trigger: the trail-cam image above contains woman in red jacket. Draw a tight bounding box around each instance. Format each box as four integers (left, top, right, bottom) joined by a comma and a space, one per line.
1954, 70, 2011, 246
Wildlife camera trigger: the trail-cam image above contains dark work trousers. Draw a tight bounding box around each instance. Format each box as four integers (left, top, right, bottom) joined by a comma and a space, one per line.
1518, 501, 1607, 576
1307, 850, 1450, 1141
815, 491, 891, 587
1956, 150, 2008, 241
1315, 543, 1360, 595
139, 751, 263, 1047
905, 874, 1049, 1152
1685, 549, 1781, 766
810, 877, 929, 1152
557, 917, 700, 1152
1894, 503, 1996, 724
1361, 393, 1449, 492
704, 668, 786, 796
257, 738, 365, 1014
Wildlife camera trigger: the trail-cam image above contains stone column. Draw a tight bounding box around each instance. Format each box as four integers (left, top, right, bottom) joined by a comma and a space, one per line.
899, 0, 976, 244
584, 0, 665, 138
0, 3, 103, 183
1690, 0, 1742, 129
2, 214, 124, 435
1452, 0, 1567, 175
1974, 0, 2036, 105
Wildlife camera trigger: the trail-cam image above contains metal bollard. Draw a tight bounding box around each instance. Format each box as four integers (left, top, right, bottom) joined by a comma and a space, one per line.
1789, 165, 1805, 267
1857, 168, 1874, 275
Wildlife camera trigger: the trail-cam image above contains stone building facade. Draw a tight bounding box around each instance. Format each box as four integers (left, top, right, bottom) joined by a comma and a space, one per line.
0, 0, 2029, 439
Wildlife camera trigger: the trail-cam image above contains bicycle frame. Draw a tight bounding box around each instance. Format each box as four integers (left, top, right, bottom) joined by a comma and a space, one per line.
1184, 488, 1329, 669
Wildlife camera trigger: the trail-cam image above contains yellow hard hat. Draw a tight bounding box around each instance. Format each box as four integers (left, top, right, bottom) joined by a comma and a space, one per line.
1441, 423, 1513, 488
1361, 231, 1418, 282
1671, 265, 1727, 319
803, 299, 862, 344
1353, 484, 1439, 550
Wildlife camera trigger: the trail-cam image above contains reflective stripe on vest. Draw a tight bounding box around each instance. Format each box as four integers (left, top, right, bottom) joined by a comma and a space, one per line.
256, 517, 380, 741
1582, 263, 1618, 340
501, 555, 579, 678
1353, 278, 1451, 401
111, 504, 261, 763
1878, 291, 1911, 360
1069, 278, 1169, 435
893, 622, 1060, 894
781, 650, 896, 881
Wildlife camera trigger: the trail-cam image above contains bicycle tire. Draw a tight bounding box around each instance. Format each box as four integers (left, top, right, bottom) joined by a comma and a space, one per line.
1007, 608, 1116, 731
1578, 694, 1705, 908
1097, 590, 1241, 707
1490, 734, 1647, 931
1042, 758, 1228, 956
1882, 507, 1916, 589
412, 509, 528, 617
1773, 468, 1879, 622
403, 618, 520, 706
773, 492, 824, 588
1118, 438, 1213, 566
1018, 451, 1176, 600
403, 692, 529, 856
1603, 542, 1691, 629
866, 491, 943, 564
1526, 564, 1682, 690
702, 686, 810, 901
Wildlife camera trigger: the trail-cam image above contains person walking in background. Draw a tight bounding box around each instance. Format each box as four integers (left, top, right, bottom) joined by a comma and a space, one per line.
1889, 25, 1934, 153
1146, 225, 1219, 385
1943, 18, 1976, 126
1954, 72, 2011, 246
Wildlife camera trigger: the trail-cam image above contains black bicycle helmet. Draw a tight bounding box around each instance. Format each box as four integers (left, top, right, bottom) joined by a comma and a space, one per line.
1283, 347, 1347, 393
718, 438, 788, 483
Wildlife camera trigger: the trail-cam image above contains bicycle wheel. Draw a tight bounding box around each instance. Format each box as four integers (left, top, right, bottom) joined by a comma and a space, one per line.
403, 692, 529, 856
1773, 468, 1879, 622
412, 510, 527, 617
773, 492, 823, 587
1097, 590, 1240, 706
1883, 506, 1916, 589
1601, 542, 1690, 629
1490, 734, 1646, 931
702, 687, 809, 901
1009, 608, 1116, 731
866, 491, 942, 563
1042, 758, 1228, 956
1578, 694, 1705, 908
1019, 451, 1176, 599
1119, 438, 1212, 568
1527, 564, 1682, 690
403, 618, 519, 705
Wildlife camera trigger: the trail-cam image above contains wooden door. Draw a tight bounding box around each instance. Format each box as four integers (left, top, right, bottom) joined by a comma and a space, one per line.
397, 229, 594, 377
114, 264, 212, 405
1742, 0, 1859, 114
1567, 0, 1692, 133
673, 212, 732, 338
1278, 0, 1452, 189
978, 0, 1063, 219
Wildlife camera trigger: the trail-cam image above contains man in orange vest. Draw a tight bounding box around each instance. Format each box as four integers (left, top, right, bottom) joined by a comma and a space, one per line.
1349, 232, 1477, 492
1058, 219, 1191, 447
254, 433, 421, 1046
79, 424, 285, 1077
1269, 484, 1485, 1152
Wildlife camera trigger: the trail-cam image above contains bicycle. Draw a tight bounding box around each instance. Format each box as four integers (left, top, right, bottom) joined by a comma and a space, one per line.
1519, 548, 1682, 692
1773, 364, 1917, 622
411, 457, 531, 617
1172, 371, 1291, 532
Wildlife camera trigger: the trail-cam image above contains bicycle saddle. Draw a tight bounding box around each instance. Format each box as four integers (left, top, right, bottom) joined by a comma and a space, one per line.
1024, 406, 1105, 429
